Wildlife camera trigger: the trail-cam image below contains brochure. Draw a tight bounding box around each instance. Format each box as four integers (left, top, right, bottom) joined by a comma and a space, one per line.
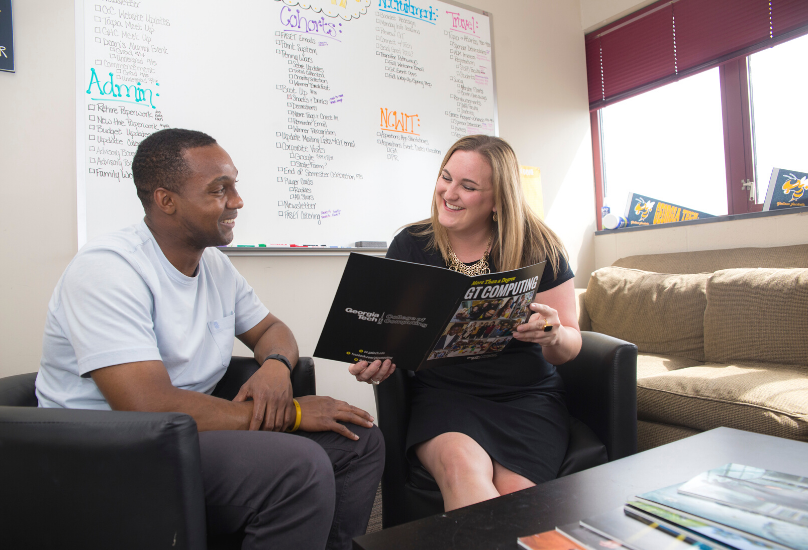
579, 506, 710, 550
762, 168, 808, 211
637, 483, 808, 550
677, 464, 808, 527
623, 505, 735, 550
555, 522, 630, 550
517, 529, 587, 550
627, 500, 788, 550
314, 253, 546, 371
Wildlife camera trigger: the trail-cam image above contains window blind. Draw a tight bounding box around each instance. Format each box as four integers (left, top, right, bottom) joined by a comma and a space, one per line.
585, 0, 808, 110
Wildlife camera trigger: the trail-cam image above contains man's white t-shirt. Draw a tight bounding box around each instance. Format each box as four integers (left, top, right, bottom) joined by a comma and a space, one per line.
36, 220, 269, 410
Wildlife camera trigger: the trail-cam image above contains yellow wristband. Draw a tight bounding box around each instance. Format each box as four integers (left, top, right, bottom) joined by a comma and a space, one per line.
287, 398, 302, 433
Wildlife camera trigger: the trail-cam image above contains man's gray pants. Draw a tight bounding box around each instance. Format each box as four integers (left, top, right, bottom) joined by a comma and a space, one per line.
199, 422, 384, 550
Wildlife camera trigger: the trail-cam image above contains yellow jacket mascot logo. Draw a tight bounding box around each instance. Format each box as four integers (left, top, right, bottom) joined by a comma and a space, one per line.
782, 173, 808, 201
634, 197, 655, 222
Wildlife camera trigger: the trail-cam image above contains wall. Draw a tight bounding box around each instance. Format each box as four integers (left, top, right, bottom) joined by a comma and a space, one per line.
594, 211, 808, 268
579, 0, 657, 33
0, 1, 78, 377
0, 0, 596, 418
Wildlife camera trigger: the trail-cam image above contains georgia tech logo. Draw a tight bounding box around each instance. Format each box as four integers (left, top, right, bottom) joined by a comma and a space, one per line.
634, 197, 656, 222
345, 308, 384, 323
782, 173, 808, 201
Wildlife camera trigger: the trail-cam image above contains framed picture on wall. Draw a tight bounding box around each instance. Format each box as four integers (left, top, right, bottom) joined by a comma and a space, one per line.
0, 0, 14, 73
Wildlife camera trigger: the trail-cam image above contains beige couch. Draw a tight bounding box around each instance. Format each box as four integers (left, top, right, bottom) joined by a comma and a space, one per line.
576, 243, 808, 452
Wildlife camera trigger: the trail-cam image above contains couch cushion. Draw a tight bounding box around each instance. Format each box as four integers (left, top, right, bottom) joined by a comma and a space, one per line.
637, 362, 808, 442
585, 267, 708, 361
613, 244, 808, 274
575, 288, 592, 331
637, 353, 704, 379
704, 268, 808, 366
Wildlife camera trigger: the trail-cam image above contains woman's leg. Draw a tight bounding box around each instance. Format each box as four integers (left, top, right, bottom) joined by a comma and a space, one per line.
492, 460, 535, 495
415, 432, 500, 511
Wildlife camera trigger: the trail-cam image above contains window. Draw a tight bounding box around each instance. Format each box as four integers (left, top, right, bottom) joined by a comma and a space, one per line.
586, 0, 808, 229
600, 68, 728, 217
749, 33, 808, 203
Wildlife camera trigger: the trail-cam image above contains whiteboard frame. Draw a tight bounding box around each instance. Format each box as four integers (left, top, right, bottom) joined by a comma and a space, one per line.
75, 0, 87, 248
74, 0, 498, 251
222, 247, 387, 257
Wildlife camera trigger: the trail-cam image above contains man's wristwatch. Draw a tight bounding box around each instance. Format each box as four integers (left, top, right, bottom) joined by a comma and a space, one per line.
263, 354, 293, 374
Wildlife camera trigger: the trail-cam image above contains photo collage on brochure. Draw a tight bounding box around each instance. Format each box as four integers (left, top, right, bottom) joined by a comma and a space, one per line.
427, 291, 534, 360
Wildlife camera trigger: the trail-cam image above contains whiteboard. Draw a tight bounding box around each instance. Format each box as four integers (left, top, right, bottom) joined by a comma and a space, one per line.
75, 0, 497, 247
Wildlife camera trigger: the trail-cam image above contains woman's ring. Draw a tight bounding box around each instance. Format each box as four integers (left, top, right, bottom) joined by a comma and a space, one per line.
371, 379, 380, 385
543, 319, 552, 332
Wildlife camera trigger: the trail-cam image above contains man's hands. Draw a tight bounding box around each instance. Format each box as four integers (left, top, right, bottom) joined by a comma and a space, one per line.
234, 359, 295, 431
234, 360, 375, 439
296, 395, 374, 440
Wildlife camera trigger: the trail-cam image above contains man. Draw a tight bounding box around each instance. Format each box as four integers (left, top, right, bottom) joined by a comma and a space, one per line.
434, 323, 464, 350
35, 128, 385, 550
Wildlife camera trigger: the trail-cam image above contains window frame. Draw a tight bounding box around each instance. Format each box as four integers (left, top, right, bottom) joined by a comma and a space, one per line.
591, 54, 772, 230
587, 0, 808, 228
720, 58, 762, 215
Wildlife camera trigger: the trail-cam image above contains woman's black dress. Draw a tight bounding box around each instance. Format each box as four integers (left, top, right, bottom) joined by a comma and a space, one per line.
386, 226, 572, 484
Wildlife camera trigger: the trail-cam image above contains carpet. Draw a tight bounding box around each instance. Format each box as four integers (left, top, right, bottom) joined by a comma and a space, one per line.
365, 483, 383, 534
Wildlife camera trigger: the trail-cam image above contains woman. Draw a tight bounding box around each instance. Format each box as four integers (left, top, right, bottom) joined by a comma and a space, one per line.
349, 135, 581, 511
467, 304, 484, 320
480, 303, 499, 321
497, 298, 514, 319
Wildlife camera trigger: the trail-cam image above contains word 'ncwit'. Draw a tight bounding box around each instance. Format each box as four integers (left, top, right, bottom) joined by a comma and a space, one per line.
380, 108, 420, 134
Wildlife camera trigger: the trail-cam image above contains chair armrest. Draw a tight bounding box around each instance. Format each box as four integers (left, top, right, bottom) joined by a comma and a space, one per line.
557, 331, 638, 460
212, 356, 317, 400
291, 357, 316, 397
373, 368, 415, 524
0, 407, 206, 550
0, 372, 38, 406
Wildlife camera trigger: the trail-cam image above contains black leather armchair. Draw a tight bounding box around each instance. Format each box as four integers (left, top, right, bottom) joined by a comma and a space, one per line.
373, 331, 637, 528
0, 356, 316, 550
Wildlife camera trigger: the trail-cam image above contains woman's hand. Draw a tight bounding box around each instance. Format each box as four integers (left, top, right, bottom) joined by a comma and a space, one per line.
513, 302, 562, 346
512, 280, 582, 365
348, 358, 396, 385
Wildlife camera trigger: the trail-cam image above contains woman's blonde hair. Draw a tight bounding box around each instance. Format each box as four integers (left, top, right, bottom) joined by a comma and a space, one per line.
410, 135, 567, 275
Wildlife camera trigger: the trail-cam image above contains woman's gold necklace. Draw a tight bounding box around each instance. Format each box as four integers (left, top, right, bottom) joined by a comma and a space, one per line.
446, 233, 492, 276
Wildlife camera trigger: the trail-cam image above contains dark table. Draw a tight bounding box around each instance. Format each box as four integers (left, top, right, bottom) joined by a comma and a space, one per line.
353, 428, 808, 550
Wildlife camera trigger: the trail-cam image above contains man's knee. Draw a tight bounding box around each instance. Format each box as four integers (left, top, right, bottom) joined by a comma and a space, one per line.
348, 424, 386, 477
361, 424, 385, 462
199, 431, 336, 542
292, 437, 336, 500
